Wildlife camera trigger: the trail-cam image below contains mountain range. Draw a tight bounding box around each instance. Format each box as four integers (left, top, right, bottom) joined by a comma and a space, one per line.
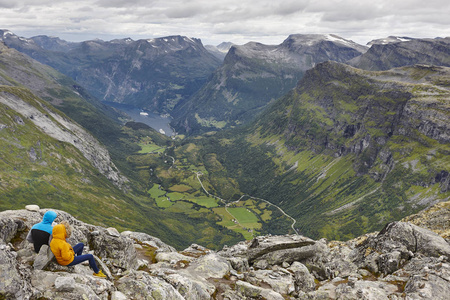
3, 30, 448, 135
171, 34, 368, 134
349, 36, 450, 71
0, 29, 449, 249
0, 30, 221, 113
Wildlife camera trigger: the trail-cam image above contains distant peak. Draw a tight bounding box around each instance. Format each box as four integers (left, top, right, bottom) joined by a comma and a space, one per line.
282, 33, 366, 51
145, 35, 200, 45
110, 37, 134, 43
367, 36, 415, 46
0, 29, 20, 40
0, 29, 14, 36
217, 42, 234, 48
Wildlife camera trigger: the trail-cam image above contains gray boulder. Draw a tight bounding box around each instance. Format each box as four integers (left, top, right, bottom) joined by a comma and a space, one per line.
155, 251, 195, 265
0, 214, 25, 244
335, 279, 399, 299
0, 245, 30, 299
246, 235, 317, 264
377, 251, 402, 275
163, 273, 213, 300
219, 234, 318, 267
226, 256, 249, 273
176, 253, 232, 298
233, 280, 285, 300
116, 270, 184, 300
354, 221, 450, 274
54, 276, 76, 292
33, 244, 55, 270
181, 243, 213, 258
302, 239, 359, 281
30, 271, 114, 300
402, 257, 450, 299
375, 222, 450, 257
151, 252, 232, 299
89, 228, 138, 272
249, 268, 295, 295
186, 253, 231, 279
288, 261, 316, 292
121, 230, 176, 252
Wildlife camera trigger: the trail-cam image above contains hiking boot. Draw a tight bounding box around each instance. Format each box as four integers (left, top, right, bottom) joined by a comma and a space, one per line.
93, 270, 107, 278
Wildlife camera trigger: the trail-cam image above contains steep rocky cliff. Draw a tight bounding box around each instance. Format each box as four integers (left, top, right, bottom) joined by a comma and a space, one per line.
262, 61, 449, 185
0, 42, 127, 188
0, 88, 127, 187
1, 204, 448, 299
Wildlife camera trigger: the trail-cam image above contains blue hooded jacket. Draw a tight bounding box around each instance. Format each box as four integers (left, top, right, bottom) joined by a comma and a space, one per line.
31, 210, 57, 234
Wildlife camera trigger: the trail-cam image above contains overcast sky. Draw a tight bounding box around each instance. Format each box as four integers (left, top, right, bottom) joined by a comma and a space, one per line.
1, 0, 449, 46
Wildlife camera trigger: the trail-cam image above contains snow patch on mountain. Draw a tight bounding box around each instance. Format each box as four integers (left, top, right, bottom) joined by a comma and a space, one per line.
367, 36, 416, 46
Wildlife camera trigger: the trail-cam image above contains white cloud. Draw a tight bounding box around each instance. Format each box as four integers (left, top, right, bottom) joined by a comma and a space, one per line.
0, 0, 449, 46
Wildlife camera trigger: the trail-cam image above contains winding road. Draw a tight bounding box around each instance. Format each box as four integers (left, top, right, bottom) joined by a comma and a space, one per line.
162, 151, 299, 235
195, 172, 299, 235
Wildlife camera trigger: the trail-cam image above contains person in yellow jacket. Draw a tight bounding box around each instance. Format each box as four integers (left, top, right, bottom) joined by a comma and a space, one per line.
50, 221, 106, 278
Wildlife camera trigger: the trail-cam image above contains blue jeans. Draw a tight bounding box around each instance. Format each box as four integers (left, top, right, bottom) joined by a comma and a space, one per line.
67, 243, 100, 274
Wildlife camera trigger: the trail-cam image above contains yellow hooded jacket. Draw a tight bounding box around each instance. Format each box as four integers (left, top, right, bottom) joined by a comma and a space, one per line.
50, 224, 74, 265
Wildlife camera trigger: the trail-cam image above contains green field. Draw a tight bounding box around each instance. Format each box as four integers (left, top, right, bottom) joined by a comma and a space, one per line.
186, 195, 219, 208
212, 205, 262, 240
166, 192, 185, 201
213, 207, 252, 239
227, 207, 260, 225
155, 197, 173, 208
148, 184, 173, 208
169, 184, 192, 192
148, 184, 166, 198
138, 143, 165, 153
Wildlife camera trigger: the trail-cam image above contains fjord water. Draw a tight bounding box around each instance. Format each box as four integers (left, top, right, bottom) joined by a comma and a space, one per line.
103, 102, 175, 136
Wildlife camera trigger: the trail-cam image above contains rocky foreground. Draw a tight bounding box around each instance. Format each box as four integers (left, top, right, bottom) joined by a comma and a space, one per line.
1, 204, 449, 300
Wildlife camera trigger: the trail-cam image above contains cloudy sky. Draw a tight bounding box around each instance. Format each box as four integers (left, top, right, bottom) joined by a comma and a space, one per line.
1, 0, 449, 46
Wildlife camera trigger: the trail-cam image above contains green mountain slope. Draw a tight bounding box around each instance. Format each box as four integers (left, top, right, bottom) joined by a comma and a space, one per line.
0, 86, 131, 223
0, 40, 140, 182
0, 43, 139, 226
0, 85, 244, 251
193, 62, 449, 240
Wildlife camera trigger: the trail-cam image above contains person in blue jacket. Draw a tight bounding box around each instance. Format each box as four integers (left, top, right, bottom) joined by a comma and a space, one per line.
26, 210, 57, 253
